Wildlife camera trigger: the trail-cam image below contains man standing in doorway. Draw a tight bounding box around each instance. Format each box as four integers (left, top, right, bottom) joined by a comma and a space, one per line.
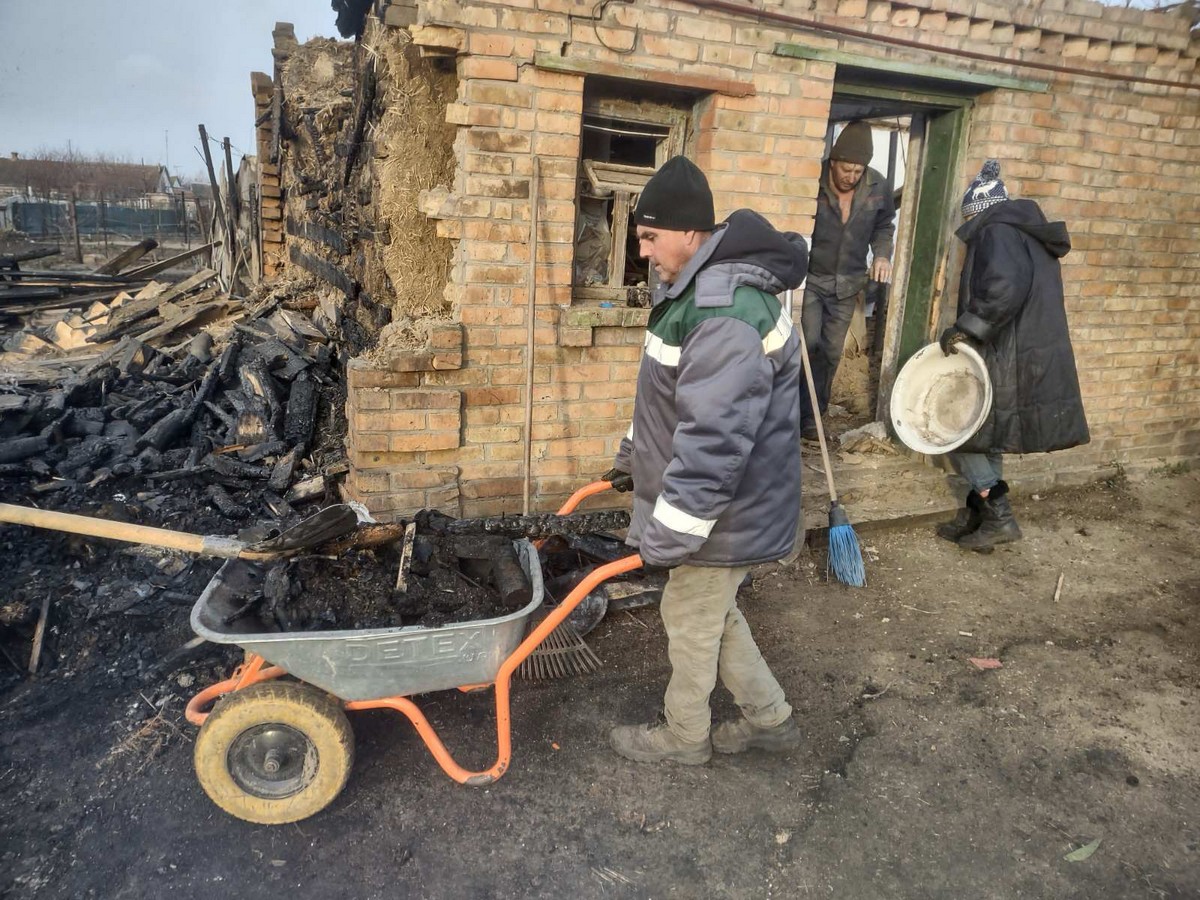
800, 121, 896, 441
601, 156, 808, 765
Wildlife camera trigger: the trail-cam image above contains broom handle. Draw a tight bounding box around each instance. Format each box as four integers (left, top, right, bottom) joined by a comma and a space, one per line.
788, 289, 839, 502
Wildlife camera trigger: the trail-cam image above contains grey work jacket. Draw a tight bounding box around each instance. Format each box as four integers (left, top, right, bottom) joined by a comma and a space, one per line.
807, 162, 895, 300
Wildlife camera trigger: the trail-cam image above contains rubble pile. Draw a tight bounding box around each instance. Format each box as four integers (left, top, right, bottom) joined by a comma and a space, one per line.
1, 275, 343, 510
0, 244, 351, 693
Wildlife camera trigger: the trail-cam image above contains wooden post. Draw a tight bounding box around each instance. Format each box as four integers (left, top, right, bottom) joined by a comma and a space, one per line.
522, 156, 540, 516
249, 183, 261, 282
222, 138, 241, 291
69, 193, 83, 263
608, 191, 631, 288
196, 198, 213, 267
182, 193, 191, 249
222, 137, 240, 222
198, 125, 230, 286
271, 62, 283, 164
198, 125, 226, 228
99, 192, 109, 256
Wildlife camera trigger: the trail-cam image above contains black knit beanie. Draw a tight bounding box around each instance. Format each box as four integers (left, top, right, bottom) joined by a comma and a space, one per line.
830, 121, 873, 166
633, 156, 715, 231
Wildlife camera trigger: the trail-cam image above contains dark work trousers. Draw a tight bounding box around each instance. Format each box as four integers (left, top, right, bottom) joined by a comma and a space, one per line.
799, 281, 859, 430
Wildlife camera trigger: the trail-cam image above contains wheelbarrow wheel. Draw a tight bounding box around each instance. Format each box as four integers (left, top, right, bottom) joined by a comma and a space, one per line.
194, 681, 354, 825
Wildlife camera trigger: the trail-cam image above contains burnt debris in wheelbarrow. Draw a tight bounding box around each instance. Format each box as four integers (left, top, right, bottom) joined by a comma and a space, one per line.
184, 481, 644, 825
218, 506, 632, 635
191, 540, 547, 702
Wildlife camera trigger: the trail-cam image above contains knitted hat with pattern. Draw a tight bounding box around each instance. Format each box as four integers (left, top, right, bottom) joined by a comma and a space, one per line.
961, 159, 1009, 217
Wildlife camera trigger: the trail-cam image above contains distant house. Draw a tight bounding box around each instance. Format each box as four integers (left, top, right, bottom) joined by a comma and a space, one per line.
0, 154, 170, 202
0, 154, 208, 241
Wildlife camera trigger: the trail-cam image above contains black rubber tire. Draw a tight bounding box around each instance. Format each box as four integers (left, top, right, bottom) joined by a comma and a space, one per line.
194, 681, 354, 824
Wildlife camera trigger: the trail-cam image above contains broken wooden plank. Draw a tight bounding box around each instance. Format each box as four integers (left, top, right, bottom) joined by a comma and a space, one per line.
28, 592, 52, 674
274, 308, 328, 343
136, 406, 195, 452
285, 474, 325, 503
267, 446, 299, 492
284, 373, 317, 452
50, 319, 98, 351
87, 286, 172, 343
93, 238, 159, 275
121, 242, 218, 280
0, 246, 60, 268
0, 435, 49, 464
393, 522, 418, 595
149, 267, 218, 306
134, 297, 238, 347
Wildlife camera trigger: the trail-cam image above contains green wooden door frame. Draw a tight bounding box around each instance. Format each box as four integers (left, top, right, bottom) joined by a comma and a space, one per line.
898, 106, 968, 365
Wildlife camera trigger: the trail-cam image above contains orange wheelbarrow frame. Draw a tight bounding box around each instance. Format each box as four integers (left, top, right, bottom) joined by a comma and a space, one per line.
185, 481, 639, 786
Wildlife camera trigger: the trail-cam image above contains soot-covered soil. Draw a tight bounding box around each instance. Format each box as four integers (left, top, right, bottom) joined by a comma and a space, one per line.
2, 470, 1199, 899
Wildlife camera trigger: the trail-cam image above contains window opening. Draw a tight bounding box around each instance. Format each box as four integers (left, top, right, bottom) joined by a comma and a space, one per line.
572, 83, 698, 305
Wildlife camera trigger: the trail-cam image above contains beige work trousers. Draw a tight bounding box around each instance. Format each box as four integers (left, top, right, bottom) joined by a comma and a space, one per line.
660, 564, 793, 744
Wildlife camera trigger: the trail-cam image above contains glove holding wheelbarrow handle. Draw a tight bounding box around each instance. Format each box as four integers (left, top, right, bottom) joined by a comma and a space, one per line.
600, 467, 633, 492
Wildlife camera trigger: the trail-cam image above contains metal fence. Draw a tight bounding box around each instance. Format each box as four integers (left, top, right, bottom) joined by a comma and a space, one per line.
1, 199, 202, 241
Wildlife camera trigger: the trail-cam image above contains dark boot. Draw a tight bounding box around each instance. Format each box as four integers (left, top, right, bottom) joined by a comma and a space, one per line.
957, 481, 1022, 551
936, 491, 984, 542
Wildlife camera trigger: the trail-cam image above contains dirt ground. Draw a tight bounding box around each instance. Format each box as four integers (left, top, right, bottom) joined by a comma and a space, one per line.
3, 469, 1199, 899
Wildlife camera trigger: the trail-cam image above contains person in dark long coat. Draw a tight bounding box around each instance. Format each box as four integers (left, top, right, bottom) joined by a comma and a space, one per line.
937, 160, 1090, 551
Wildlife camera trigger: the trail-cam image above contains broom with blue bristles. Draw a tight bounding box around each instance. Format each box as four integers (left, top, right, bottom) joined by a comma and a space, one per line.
788, 290, 866, 587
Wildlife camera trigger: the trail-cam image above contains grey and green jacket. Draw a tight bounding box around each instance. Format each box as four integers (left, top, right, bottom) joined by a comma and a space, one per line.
614, 209, 809, 568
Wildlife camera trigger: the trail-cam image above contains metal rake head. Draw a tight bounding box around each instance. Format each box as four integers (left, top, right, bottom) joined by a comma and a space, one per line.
517, 618, 602, 681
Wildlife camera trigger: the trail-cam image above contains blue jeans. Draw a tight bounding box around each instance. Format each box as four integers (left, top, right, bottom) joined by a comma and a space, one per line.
799, 281, 858, 430
949, 451, 1003, 493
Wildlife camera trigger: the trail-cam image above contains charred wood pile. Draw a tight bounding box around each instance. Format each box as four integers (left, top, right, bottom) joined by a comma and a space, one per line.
1, 238, 347, 518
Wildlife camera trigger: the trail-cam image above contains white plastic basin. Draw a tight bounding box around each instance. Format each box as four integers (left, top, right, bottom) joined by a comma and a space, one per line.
890, 342, 992, 454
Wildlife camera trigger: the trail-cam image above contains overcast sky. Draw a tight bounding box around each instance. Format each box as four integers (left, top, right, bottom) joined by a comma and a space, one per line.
0, 0, 337, 180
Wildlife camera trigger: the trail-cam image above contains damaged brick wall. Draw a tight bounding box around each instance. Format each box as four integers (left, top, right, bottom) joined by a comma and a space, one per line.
259, 1, 1200, 520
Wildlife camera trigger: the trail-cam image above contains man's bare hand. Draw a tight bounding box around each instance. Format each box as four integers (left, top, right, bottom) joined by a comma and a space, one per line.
870, 257, 892, 284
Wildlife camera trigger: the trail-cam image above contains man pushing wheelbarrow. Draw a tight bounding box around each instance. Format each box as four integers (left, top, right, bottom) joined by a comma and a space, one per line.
601, 156, 810, 765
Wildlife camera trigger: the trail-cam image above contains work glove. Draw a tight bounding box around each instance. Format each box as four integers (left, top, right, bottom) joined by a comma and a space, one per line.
939, 325, 969, 356
601, 467, 633, 492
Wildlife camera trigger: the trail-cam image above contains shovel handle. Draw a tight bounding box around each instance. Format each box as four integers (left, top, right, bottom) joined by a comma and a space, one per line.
0, 502, 248, 558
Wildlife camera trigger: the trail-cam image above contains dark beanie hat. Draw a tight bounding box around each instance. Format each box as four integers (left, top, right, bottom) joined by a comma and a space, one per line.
830, 121, 873, 166
961, 159, 1009, 217
633, 156, 715, 231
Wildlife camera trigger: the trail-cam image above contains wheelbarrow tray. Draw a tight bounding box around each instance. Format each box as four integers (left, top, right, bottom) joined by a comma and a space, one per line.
190, 539, 545, 701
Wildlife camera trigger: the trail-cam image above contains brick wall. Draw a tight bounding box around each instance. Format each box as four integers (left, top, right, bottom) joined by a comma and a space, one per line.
338, 0, 1200, 518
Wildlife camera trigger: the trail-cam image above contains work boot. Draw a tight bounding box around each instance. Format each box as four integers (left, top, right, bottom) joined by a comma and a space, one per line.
609, 721, 711, 765
801, 425, 820, 443
936, 491, 984, 542
957, 481, 1022, 552
711, 716, 800, 754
